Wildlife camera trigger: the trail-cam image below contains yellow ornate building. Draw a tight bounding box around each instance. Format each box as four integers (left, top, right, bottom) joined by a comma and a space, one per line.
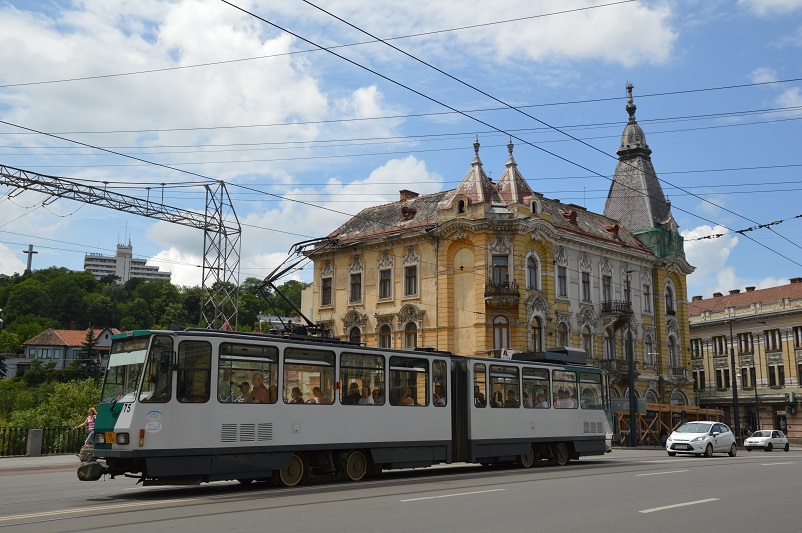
303, 85, 695, 410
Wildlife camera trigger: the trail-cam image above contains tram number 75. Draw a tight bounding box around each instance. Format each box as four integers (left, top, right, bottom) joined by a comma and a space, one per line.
122, 403, 132, 413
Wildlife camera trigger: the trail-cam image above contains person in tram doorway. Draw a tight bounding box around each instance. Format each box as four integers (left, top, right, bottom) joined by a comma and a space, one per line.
433, 384, 446, 406
73, 407, 97, 449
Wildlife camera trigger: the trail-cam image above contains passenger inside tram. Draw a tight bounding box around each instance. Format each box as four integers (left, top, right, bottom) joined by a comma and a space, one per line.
400, 388, 415, 405
504, 389, 519, 408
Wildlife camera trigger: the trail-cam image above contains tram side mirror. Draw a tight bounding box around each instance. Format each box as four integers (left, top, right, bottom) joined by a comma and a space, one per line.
159, 351, 173, 373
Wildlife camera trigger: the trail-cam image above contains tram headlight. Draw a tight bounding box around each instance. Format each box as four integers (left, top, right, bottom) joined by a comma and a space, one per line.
96, 433, 106, 444
116, 432, 130, 445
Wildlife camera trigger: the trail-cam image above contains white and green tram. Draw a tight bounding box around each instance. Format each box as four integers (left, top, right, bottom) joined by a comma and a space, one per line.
78, 329, 612, 486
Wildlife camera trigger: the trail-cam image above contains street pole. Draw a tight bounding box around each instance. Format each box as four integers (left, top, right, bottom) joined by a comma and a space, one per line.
728, 320, 742, 445
626, 273, 637, 447
627, 324, 637, 447
754, 363, 760, 431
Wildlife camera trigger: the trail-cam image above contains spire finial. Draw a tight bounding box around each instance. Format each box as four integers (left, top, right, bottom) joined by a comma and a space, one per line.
626, 82, 637, 122
507, 136, 514, 156
474, 135, 480, 157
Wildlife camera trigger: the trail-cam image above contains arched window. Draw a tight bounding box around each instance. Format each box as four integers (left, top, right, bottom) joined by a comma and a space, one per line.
644, 335, 655, 365
404, 322, 417, 349
668, 336, 678, 367
531, 317, 543, 352
349, 327, 361, 344
493, 316, 509, 350
379, 324, 392, 349
526, 256, 539, 290
604, 328, 615, 360
557, 322, 569, 347
458, 200, 466, 213
665, 286, 675, 315
582, 326, 593, 358
646, 390, 659, 403
670, 390, 686, 406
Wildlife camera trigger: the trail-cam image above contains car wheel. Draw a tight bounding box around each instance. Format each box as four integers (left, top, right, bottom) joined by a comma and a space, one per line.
785, 443, 790, 452
728, 443, 737, 457
765, 443, 773, 452
704, 443, 714, 458
667, 451, 676, 457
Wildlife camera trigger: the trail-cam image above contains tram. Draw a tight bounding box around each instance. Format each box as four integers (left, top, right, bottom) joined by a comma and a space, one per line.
78, 328, 613, 486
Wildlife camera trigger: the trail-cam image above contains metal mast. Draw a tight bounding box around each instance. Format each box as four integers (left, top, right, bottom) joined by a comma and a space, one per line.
0, 164, 241, 329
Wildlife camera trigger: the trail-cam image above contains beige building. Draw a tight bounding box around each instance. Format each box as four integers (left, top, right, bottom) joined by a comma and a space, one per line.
689, 280, 802, 439
303, 85, 694, 415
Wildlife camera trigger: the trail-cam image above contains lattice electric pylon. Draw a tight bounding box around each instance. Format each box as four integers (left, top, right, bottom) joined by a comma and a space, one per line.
0, 164, 241, 329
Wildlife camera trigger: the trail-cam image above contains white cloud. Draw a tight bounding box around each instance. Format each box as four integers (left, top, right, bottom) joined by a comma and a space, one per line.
739, 0, 802, 15
750, 67, 779, 83
683, 224, 739, 297
0, 242, 27, 275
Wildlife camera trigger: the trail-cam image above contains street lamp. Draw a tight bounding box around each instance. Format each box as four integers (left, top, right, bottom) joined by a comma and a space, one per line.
728, 319, 742, 445
626, 272, 637, 448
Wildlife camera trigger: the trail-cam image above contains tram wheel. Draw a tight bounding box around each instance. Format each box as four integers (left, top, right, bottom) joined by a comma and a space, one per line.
276, 453, 306, 487
555, 443, 570, 466
345, 450, 369, 482
516, 446, 535, 468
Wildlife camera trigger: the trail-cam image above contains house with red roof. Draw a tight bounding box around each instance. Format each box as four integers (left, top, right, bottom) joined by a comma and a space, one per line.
20, 327, 121, 372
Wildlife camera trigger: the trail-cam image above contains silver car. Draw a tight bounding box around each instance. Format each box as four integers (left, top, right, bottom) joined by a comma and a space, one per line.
744, 429, 790, 452
666, 421, 737, 457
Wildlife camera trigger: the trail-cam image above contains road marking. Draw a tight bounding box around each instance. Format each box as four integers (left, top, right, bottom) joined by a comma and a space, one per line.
636, 470, 688, 476
761, 462, 793, 466
639, 498, 719, 514
401, 488, 506, 502
0, 498, 198, 522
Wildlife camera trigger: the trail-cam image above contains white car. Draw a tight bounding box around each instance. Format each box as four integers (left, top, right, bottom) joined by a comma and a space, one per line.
666, 421, 737, 457
744, 429, 790, 452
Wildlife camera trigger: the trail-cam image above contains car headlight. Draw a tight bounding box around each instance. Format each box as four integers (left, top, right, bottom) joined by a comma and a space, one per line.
690, 436, 705, 443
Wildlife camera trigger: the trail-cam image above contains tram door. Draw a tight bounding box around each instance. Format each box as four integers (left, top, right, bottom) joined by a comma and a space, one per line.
172, 340, 214, 444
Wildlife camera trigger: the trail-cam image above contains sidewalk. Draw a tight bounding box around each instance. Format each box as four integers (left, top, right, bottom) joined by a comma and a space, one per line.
0, 454, 79, 472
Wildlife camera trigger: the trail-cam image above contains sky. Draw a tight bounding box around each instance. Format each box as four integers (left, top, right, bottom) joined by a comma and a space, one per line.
1, 0, 802, 301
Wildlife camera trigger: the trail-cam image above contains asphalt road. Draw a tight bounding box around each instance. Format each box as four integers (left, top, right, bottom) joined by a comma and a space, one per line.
1, 447, 799, 532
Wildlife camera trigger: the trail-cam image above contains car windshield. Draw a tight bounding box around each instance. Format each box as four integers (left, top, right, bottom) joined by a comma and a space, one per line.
751, 431, 770, 438
675, 422, 712, 433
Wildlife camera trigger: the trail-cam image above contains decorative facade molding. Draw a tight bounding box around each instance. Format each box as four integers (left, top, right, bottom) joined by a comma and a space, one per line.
342, 309, 367, 334
600, 256, 613, 277
378, 250, 394, 270
488, 234, 513, 255
579, 252, 592, 272
397, 303, 425, 329
348, 255, 363, 274
320, 259, 334, 278
402, 245, 419, 265
554, 246, 568, 267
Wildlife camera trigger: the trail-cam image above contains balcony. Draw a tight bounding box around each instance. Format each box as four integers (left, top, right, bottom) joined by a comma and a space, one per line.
599, 358, 640, 382
484, 279, 520, 309
666, 366, 690, 386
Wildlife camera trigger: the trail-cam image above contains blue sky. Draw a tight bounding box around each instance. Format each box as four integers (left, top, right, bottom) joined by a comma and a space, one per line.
1, 0, 802, 300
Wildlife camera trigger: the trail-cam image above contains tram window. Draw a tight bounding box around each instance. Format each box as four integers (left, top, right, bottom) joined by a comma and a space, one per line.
490, 365, 519, 408
389, 356, 428, 406
473, 363, 487, 407
553, 370, 578, 409
284, 348, 335, 405
432, 359, 447, 407
523, 368, 549, 409
217, 343, 278, 403
177, 341, 212, 403
580, 372, 603, 409
140, 335, 174, 403
340, 352, 385, 405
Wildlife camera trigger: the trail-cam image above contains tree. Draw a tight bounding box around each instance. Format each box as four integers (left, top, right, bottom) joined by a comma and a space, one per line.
120, 298, 153, 331
21, 359, 57, 386
78, 328, 100, 383
0, 330, 22, 355
9, 379, 101, 427
0, 355, 6, 379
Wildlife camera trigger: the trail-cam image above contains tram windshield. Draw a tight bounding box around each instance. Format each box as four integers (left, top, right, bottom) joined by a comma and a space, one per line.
101, 335, 150, 404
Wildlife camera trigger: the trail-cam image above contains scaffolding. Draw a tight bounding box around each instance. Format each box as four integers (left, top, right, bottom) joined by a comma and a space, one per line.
614, 403, 725, 446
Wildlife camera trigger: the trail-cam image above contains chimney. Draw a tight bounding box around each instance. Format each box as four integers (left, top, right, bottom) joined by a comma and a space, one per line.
713, 292, 723, 297
745, 286, 756, 292
692, 295, 703, 301
729, 289, 740, 295
399, 190, 419, 202
791, 277, 802, 284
